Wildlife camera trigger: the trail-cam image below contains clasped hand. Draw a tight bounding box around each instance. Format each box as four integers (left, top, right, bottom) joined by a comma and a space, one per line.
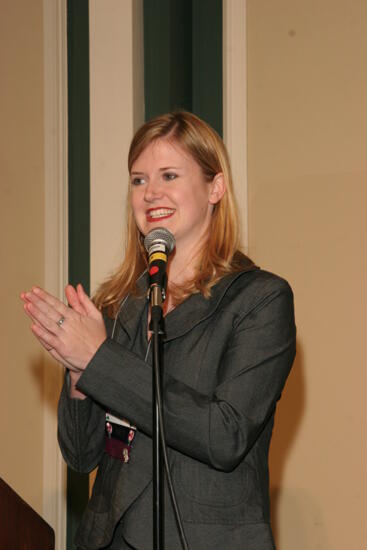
20, 284, 107, 373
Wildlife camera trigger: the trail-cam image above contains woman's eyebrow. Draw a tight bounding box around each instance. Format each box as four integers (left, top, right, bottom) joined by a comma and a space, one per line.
158, 166, 181, 171
130, 166, 182, 175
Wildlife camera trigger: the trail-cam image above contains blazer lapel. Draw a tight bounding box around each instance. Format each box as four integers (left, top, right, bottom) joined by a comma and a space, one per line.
117, 260, 258, 343
164, 263, 258, 342
116, 271, 149, 340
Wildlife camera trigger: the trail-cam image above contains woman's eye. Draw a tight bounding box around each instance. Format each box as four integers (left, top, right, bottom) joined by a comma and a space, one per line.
163, 172, 177, 181
131, 177, 145, 186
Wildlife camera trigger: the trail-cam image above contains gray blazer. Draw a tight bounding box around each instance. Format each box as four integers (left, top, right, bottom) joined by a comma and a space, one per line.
58, 259, 296, 550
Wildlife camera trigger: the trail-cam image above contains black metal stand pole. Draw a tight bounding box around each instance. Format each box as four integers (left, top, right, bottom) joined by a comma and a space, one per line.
151, 299, 165, 550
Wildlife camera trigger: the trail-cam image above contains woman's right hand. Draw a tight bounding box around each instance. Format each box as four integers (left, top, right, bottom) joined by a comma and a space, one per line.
21, 283, 103, 399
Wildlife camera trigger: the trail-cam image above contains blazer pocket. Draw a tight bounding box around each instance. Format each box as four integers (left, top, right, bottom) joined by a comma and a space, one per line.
174, 455, 248, 507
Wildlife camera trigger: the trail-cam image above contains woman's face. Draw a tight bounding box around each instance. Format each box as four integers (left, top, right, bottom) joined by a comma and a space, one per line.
130, 138, 224, 255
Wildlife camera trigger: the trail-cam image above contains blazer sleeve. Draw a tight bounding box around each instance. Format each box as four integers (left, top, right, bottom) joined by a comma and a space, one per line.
57, 372, 106, 473
76, 277, 296, 472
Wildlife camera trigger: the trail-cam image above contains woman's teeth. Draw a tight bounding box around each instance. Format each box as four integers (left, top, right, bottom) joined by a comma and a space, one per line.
148, 209, 175, 219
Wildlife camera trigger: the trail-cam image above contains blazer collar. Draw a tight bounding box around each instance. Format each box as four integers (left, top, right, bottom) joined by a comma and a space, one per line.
116, 271, 149, 341
117, 259, 258, 342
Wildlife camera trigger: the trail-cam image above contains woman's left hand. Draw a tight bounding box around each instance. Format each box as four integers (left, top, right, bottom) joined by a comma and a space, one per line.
21, 284, 107, 371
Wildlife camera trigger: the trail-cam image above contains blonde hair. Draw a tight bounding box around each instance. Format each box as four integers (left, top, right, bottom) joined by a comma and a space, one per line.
94, 111, 250, 316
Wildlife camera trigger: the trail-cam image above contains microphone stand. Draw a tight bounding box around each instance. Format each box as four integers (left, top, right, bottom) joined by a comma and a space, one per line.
149, 285, 165, 550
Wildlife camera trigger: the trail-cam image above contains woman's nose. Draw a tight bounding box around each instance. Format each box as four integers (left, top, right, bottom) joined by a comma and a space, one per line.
143, 179, 164, 202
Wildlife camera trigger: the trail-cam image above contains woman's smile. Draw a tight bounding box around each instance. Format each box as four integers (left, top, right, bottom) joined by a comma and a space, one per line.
146, 207, 176, 222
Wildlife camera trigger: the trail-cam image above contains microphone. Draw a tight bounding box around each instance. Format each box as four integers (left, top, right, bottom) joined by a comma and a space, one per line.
144, 228, 175, 308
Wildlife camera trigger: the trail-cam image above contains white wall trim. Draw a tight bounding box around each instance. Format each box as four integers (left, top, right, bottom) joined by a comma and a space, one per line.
89, 0, 144, 294
223, 0, 248, 252
43, 1, 68, 548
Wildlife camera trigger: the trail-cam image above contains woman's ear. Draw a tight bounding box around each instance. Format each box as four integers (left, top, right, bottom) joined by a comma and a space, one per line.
209, 173, 226, 205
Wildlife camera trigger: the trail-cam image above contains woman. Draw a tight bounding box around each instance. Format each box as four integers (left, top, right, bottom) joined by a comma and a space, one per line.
21, 112, 296, 549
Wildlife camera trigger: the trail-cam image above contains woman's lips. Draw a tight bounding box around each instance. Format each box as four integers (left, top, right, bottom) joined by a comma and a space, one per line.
146, 208, 175, 222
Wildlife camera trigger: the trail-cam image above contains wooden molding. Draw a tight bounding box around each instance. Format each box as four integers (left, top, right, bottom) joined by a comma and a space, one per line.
223, 0, 248, 251
43, 1, 68, 548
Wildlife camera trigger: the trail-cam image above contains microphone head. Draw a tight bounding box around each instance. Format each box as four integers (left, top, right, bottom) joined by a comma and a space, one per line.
144, 227, 176, 255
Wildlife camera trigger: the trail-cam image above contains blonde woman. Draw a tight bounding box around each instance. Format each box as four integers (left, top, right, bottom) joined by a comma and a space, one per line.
22, 112, 296, 549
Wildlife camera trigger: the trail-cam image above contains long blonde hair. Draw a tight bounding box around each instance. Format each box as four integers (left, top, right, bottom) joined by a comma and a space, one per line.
94, 111, 250, 316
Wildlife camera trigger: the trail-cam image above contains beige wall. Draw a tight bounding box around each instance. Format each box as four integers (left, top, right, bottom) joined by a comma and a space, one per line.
0, 0, 45, 514
247, 1, 367, 548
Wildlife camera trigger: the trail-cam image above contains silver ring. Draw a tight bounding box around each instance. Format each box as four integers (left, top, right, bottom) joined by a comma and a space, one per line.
57, 316, 65, 327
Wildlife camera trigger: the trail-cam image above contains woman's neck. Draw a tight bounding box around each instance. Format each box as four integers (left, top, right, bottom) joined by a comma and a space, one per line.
166, 240, 203, 288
